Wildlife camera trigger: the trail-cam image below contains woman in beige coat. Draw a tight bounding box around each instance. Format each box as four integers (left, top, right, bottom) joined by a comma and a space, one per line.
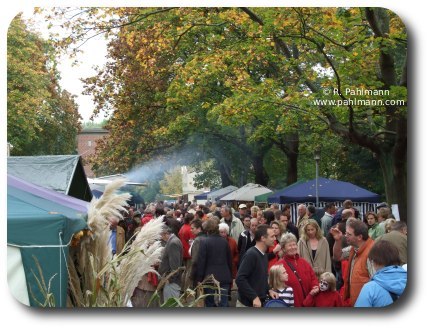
298, 220, 331, 277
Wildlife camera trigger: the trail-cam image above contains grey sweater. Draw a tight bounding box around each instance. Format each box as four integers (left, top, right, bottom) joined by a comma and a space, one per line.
159, 234, 183, 285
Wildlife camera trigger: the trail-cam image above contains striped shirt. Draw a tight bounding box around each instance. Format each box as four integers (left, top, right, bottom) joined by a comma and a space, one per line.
276, 287, 294, 307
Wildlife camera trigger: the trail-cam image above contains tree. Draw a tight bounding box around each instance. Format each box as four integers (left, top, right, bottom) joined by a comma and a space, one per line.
45, 7, 406, 220
159, 167, 183, 195
233, 7, 407, 220
82, 119, 108, 129
7, 14, 81, 155
42, 8, 296, 186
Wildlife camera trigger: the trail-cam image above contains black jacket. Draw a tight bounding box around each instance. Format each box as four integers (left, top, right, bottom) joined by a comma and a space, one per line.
238, 230, 256, 265
197, 234, 232, 285
286, 222, 300, 241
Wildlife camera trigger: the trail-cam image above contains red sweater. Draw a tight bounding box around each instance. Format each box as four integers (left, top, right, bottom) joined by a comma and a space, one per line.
303, 290, 344, 307
141, 214, 153, 227
267, 240, 280, 270
227, 236, 239, 278
276, 254, 319, 307
178, 223, 194, 259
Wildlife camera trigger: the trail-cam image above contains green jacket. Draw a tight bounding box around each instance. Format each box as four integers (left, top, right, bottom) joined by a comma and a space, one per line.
368, 223, 385, 240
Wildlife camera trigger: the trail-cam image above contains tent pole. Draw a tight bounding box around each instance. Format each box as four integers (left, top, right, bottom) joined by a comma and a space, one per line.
314, 149, 321, 206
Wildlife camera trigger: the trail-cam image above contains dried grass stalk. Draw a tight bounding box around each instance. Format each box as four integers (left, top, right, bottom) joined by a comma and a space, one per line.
67, 179, 165, 307
116, 216, 165, 305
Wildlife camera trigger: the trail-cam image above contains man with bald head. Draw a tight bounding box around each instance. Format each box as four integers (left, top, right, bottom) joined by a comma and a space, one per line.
332, 199, 359, 226
296, 204, 309, 235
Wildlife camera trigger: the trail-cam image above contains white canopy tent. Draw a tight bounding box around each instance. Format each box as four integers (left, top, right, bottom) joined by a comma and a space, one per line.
88, 175, 147, 191
206, 185, 238, 201
220, 183, 272, 202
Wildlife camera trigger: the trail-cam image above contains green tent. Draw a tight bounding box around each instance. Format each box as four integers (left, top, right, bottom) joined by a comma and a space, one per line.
7, 174, 88, 307
7, 155, 93, 202
254, 191, 275, 204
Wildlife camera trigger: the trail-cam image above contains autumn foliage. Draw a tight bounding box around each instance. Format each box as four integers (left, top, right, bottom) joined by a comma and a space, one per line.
41, 8, 407, 221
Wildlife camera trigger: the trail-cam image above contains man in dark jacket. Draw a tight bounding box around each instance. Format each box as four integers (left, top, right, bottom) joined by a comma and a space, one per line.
235, 224, 278, 307
332, 199, 360, 226
189, 219, 206, 288
279, 214, 299, 240
196, 218, 232, 307
237, 218, 259, 266
159, 225, 183, 303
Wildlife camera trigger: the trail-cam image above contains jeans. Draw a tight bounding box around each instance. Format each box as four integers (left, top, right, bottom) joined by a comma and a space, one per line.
163, 282, 181, 303
204, 284, 230, 307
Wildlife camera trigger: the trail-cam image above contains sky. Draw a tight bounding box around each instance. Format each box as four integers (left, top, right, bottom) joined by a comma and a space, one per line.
1, 0, 429, 328
23, 7, 109, 123
57, 35, 108, 123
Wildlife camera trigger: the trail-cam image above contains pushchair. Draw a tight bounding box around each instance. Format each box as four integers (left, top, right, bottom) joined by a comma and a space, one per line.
263, 299, 290, 307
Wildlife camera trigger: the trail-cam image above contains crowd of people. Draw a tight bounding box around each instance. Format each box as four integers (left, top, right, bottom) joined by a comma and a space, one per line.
108, 199, 407, 308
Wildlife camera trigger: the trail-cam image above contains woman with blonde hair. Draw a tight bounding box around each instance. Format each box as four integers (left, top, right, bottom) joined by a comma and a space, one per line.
250, 205, 260, 219
384, 218, 397, 233
268, 264, 294, 307
298, 220, 331, 277
267, 220, 283, 269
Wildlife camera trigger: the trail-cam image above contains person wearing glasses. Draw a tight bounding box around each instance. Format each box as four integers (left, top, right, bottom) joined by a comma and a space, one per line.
331, 218, 374, 307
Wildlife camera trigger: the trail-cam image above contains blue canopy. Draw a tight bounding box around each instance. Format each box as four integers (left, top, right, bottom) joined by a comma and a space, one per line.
207, 185, 238, 201
195, 186, 237, 201
267, 177, 381, 203
194, 191, 210, 200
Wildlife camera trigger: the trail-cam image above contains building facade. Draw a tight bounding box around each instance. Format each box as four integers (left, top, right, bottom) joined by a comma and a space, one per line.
76, 128, 109, 178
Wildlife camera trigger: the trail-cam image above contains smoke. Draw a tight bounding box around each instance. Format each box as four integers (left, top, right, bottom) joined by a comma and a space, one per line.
124, 157, 178, 183
123, 146, 202, 183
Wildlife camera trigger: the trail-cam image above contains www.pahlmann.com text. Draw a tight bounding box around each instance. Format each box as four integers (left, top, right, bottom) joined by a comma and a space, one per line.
313, 98, 406, 107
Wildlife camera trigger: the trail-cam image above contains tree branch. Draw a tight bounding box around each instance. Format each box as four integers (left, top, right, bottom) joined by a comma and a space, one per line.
365, 8, 384, 37
306, 25, 359, 50
72, 8, 177, 50
172, 22, 227, 50
372, 130, 397, 138
239, 7, 264, 25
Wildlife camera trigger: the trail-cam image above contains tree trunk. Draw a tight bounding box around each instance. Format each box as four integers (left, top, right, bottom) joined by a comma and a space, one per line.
252, 156, 269, 186
218, 162, 233, 187
377, 150, 407, 223
285, 133, 299, 185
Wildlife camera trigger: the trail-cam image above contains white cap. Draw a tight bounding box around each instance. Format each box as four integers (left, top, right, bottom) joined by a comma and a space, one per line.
238, 204, 247, 209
